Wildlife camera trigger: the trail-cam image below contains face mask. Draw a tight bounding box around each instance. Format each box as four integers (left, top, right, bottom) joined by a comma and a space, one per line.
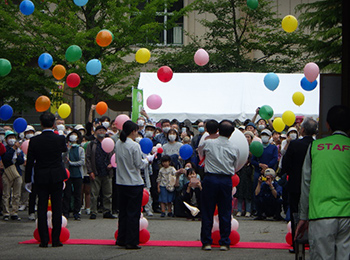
102, 122, 110, 129
261, 136, 270, 144
289, 133, 297, 140
57, 124, 65, 131
258, 125, 266, 130
198, 127, 205, 133
137, 120, 145, 127
162, 127, 170, 133
145, 131, 154, 138
135, 137, 142, 143
69, 135, 78, 142
97, 133, 105, 139
58, 130, 65, 136
7, 139, 16, 146
168, 134, 176, 142
26, 133, 34, 139
181, 127, 187, 133
185, 167, 190, 170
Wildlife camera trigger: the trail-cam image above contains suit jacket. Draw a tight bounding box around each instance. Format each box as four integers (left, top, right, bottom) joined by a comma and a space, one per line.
25, 130, 67, 184
281, 136, 314, 193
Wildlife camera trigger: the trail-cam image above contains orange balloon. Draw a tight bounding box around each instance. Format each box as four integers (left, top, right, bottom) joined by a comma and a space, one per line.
35, 96, 51, 112
96, 101, 108, 115
52, 64, 66, 80
96, 31, 112, 47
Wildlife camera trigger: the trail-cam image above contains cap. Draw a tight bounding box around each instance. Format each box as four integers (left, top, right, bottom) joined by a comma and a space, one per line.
245, 122, 256, 129
24, 125, 35, 133
287, 127, 298, 135
238, 125, 245, 130
74, 124, 86, 132
145, 123, 156, 129
5, 130, 16, 139
281, 133, 287, 139
264, 168, 276, 178
95, 125, 107, 131
244, 131, 254, 139
261, 129, 272, 136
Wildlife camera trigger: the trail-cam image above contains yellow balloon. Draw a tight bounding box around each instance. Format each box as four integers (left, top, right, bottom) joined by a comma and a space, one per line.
292, 92, 305, 106
282, 15, 298, 33
135, 48, 151, 64
58, 103, 71, 119
282, 110, 296, 126
273, 117, 285, 132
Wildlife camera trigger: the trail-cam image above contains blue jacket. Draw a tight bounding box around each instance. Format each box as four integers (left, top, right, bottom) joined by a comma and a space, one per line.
251, 144, 278, 173
2, 145, 25, 175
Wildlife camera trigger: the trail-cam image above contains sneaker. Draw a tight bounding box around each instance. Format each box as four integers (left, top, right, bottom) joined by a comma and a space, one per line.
103, 212, 116, 219
160, 212, 165, 217
167, 212, 174, 217
245, 212, 251, 217
85, 208, 91, 215
11, 215, 21, 221
220, 245, 230, 251
90, 214, 97, 220
146, 211, 153, 217
3, 216, 9, 221
19, 205, 26, 211
201, 244, 211, 251
236, 212, 242, 217
28, 213, 36, 221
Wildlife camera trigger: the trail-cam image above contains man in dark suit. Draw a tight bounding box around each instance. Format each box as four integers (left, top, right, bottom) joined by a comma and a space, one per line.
25, 112, 67, 247
281, 117, 317, 253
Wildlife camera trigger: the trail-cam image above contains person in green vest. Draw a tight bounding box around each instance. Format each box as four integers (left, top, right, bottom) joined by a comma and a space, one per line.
296, 105, 350, 260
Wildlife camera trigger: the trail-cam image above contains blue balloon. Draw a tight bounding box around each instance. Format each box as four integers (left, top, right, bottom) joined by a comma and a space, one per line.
38, 53, 53, 70
19, 0, 35, 15
263, 72, 280, 91
86, 59, 102, 75
179, 144, 193, 160
13, 117, 28, 133
74, 0, 89, 6
300, 77, 317, 91
139, 138, 153, 154
0, 104, 13, 121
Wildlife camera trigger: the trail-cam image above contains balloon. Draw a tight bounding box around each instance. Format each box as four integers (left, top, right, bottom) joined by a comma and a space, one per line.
263, 73, 279, 91
285, 232, 293, 246
287, 221, 292, 233
101, 137, 114, 153
140, 217, 149, 230
65, 45, 82, 62
60, 227, 70, 242
157, 66, 173, 83
231, 174, 240, 187
249, 141, 264, 157
64, 168, 70, 182
95, 101, 108, 115
146, 94, 162, 110
35, 96, 51, 112
110, 153, 117, 168
58, 103, 71, 119
96, 30, 113, 47
292, 92, 305, 106
135, 48, 151, 64
66, 73, 81, 88
300, 77, 317, 91
19, 0, 35, 15
229, 128, 249, 172
229, 230, 240, 245
52, 65, 66, 80
282, 15, 298, 33
194, 48, 209, 66
139, 229, 150, 244
157, 147, 163, 154
33, 228, 41, 241
21, 140, 29, 155
214, 206, 218, 216
179, 144, 193, 160
142, 189, 150, 206
114, 229, 119, 240
0, 58, 12, 77
304, 62, 319, 83
74, 0, 88, 6
212, 219, 219, 232
232, 186, 237, 196
86, 59, 102, 75
273, 117, 285, 132
115, 114, 130, 130
231, 218, 239, 231
0, 104, 13, 121
61, 216, 67, 228
259, 105, 274, 120
282, 110, 296, 126
13, 118, 27, 133
211, 230, 220, 245
38, 53, 53, 70
247, 0, 258, 9
139, 138, 153, 154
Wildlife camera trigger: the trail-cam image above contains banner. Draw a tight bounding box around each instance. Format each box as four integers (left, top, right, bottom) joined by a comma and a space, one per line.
131, 88, 143, 122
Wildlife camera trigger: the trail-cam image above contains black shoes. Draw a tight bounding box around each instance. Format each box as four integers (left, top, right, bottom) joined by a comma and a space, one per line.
74, 214, 81, 221
125, 245, 141, 250
39, 243, 48, 248
52, 242, 63, 247
90, 214, 97, 219
103, 212, 116, 219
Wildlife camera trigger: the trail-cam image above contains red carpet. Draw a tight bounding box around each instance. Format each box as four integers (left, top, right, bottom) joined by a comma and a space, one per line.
19, 239, 293, 249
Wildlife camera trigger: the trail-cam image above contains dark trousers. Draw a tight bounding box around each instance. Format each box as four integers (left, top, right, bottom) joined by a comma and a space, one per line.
28, 183, 37, 214
201, 174, 232, 246
150, 170, 160, 211
255, 196, 282, 217
116, 184, 143, 246
63, 178, 83, 216
36, 182, 63, 245
289, 191, 301, 250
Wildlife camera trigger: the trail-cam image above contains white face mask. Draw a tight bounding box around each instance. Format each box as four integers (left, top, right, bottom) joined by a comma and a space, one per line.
162, 127, 171, 133
289, 133, 298, 140
7, 138, 16, 146
58, 130, 65, 136
168, 134, 176, 142
26, 133, 34, 139
135, 137, 142, 143
181, 127, 187, 133
57, 124, 65, 131
258, 125, 266, 130
185, 166, 190, 170
69, 135, 78, 142
137, 120, 145, 127
261, 136, 270, 144
102, 122, 110, 129
145, 131, 154, 138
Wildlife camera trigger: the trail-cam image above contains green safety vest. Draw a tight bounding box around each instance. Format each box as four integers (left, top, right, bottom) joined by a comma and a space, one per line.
309, 134, 350, 220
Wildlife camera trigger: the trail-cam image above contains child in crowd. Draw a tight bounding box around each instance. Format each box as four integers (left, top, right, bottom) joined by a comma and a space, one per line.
181, 168, 202, 219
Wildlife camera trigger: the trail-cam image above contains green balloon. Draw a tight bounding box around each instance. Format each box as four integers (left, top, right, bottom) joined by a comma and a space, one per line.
0, 58, 12, 77
247, 0, 258, 10
65, 45, 82, 62
259, 105, 274, 120
250, 141, 264, 157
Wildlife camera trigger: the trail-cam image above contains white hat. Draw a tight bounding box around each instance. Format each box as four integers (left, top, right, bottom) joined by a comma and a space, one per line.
74, 124, 86, 132
261, 129, 272, 136
287, 127, 298, 135
264, 168, 276, 178
24, 125, 35, 133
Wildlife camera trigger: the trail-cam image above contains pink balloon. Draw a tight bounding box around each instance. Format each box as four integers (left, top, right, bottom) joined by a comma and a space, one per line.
101, 137, 114, 153
110, 153, 117, 168
115, 114, 130, 130
194, 48, 209, 66
157, 66, 173, 83
146, 94, 162, 110
21, 140, 29, 154
303, 62, 319, 82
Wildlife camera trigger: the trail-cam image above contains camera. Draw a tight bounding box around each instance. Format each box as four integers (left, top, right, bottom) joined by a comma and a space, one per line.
261, 176, 267, 182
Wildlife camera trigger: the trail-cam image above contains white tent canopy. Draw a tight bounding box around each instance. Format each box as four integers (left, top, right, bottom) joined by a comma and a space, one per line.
137, 72, 319, 123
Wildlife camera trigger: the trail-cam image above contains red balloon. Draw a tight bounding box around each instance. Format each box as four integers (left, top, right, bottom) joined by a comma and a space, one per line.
231, 174, 240, 187
64, 169, 70, 182
139, 229, 150, 244
142, 189, 150, 206
211, 230, 220, 245
157, 147, 163, 154
214, 205, 218, 216
33, 228, 41, 242
157, 66, 173, 83
60, 227, 70, 242
285, 232, 293, 246
229, 230, 240, 245
66, 73, 81, 88
54, 130, 59, 135
114, 229, 119, 240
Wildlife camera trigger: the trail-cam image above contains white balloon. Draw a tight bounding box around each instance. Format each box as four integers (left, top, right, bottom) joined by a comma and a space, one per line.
212, 219, 219, 232
35, 219, 38, 228
47, 210, 52, 219
213, 214, 219, 223
140, 217, 149, 231
287, 221, 292, 233
229, 128, 249, 172
62, 216, 68, 228
232, 186, 237, 196
231, 217, 239, 231
47, 211, 53, 228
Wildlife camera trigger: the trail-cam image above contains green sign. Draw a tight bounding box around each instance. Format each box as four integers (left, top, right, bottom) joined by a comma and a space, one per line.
131, 88, 143, 122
